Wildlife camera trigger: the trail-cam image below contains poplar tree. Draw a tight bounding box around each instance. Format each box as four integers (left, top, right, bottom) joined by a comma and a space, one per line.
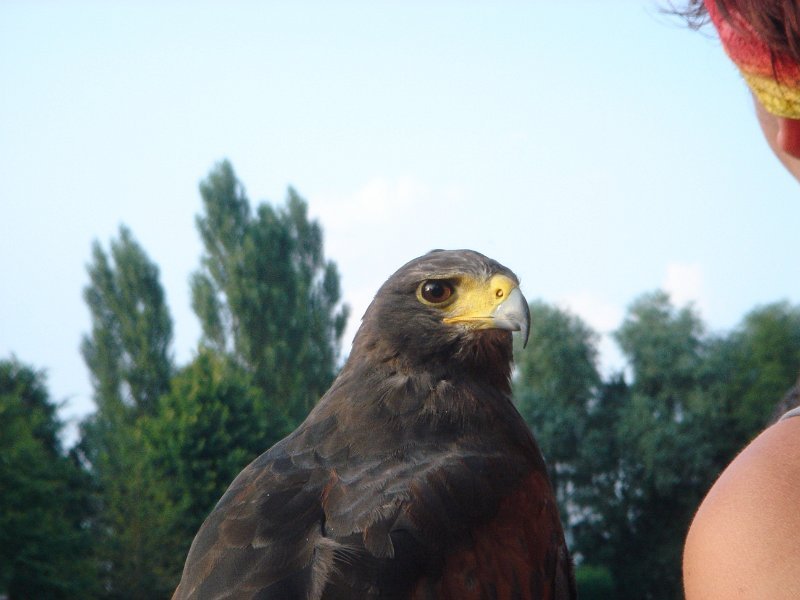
191, 160, 348, 426
81, 225, 173, 417
79, 226, 176, 598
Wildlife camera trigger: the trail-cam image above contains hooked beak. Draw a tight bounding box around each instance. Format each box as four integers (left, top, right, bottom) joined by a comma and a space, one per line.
491, 286, 531, 348
442, 275, 531, 348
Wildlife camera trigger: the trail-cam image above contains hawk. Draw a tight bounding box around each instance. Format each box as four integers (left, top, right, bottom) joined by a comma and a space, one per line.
173, 249, 575, 599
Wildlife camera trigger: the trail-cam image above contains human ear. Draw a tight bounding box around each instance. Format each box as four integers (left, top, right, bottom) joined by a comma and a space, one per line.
777, 117, 800, 159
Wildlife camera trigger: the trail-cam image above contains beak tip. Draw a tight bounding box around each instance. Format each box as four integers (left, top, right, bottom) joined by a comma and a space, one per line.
521, 303, 531, 349
492, 286, 531, 349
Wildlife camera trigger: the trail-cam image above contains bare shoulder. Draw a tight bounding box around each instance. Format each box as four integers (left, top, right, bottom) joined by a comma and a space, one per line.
684, 417, 800, 599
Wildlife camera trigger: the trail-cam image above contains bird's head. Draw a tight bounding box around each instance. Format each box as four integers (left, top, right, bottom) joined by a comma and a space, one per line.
350, 250, 530, 379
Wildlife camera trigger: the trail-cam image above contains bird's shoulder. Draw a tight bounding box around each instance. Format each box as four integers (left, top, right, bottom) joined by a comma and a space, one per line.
172, 421, 336, 599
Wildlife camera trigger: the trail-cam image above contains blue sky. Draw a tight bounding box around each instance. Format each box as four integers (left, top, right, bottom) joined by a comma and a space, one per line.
1, 1, 798, 438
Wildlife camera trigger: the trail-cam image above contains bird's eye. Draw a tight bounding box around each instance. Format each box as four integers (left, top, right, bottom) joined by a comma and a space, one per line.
419, 280, 454, 305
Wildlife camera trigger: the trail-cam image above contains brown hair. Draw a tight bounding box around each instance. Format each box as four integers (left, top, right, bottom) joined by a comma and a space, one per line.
675, 0, 800, 63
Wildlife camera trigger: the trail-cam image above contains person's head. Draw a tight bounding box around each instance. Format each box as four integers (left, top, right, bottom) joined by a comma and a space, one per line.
681, 0, 800, 181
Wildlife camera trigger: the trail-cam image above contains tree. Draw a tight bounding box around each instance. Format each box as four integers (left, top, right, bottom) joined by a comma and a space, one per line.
677, 301, 800, 487
513, 301, 601, 516
503, 293, 800, 599
528, 294, 800, 599
569, 373, 631, 578
78, 226, 177, 598
603, 292, 712, 599
520, 292, 714, 598
81, 225, 173, 416
141, 349, 289, 578
191, 160, 348, 425
0, 359, 96, 599
726, 301, 800, 433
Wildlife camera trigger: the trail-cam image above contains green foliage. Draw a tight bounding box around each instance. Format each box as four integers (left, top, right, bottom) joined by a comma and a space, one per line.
516, 292, 800, 600
10, 158, 797, 598
142, 349, 289, 569
514, 301, 600, 510
79, 226, 178, 598
79, 413, 180, 599
723, 302, 800, 436
593, 293, 711, 598
568, 374, 631, 569
191, 160, 348, 425
72, 161, 350, 597
81, 225, 174, 416
615, 291, 704, 409
575, 565, 615, 600
0, 359, 96, 599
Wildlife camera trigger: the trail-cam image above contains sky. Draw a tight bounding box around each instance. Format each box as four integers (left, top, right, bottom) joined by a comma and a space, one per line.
1, 1, 798, 442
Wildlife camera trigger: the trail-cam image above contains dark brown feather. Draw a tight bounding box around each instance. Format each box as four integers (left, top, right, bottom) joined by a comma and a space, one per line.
173, 250, 575, 600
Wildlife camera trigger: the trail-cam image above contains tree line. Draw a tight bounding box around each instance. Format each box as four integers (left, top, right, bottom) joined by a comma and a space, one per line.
515, 295, 800, 598
2, 160, 799, 599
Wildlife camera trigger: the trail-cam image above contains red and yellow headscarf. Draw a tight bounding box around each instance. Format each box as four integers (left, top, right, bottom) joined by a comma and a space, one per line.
705, 0, 800, 118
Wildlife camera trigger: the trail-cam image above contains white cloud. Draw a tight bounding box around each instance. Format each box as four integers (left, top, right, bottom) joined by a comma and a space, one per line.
312, 177, 463, 236
312, 177, 437, 231
556, 292, 626, 376
310, 176, 466, 264
663, 262, 707, 315
557, 292, 623, 335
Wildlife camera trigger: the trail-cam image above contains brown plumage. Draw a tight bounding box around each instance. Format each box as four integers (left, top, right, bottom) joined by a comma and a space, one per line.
173, 249, 575, 600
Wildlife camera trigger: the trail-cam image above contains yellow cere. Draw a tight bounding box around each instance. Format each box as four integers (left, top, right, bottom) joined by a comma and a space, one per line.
441, 274, 518, 328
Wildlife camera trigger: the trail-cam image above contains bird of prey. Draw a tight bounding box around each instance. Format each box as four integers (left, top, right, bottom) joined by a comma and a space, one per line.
173, 249, 575, 600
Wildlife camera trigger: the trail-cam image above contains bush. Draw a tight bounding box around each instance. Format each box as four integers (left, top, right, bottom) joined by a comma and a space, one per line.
576, 564, 615, 600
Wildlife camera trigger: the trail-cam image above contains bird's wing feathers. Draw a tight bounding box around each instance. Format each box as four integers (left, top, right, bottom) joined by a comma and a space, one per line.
174, 439, 562, 599
172, 440, 327, 599
318, 443, 573, 599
